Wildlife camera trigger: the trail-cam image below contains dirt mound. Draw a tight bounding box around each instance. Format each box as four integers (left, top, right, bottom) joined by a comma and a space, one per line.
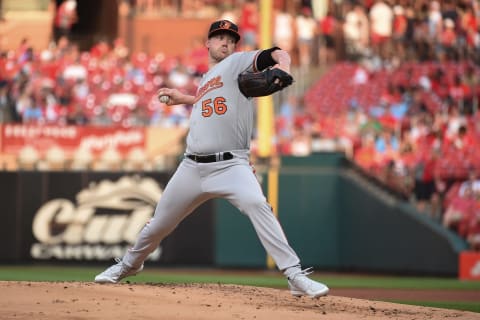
0, 281, 478, 320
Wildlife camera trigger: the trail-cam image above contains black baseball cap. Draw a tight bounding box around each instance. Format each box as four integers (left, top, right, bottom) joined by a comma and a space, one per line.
208, 20, 241, 43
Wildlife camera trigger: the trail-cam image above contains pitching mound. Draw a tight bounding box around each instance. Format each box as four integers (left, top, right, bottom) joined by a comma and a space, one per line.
0, 281, 478, 320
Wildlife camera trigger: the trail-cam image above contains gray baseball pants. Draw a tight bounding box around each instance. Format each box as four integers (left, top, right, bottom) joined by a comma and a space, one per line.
122, 151, 300, 271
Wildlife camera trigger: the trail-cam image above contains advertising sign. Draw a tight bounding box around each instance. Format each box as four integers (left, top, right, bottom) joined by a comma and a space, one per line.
0, 172, 214, 265
459, 251, 480, 280
1, 124, 146, 155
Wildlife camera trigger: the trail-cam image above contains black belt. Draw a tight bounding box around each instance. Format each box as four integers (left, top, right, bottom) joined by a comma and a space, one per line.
186, 152, 233, 163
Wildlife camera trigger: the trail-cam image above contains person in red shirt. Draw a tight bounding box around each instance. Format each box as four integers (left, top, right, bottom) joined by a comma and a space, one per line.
392, 5, 408, 60
184, 37, 209, 76
460, 6, 478, 50
413, 149, 441, 218
438, 18, 458, 61
443, 187, 477, 238
354, 134, 377, 171
318, 10, 337, 66
53, 0, 78, 43
448, 74, 472, 111
239, 0, 259, 50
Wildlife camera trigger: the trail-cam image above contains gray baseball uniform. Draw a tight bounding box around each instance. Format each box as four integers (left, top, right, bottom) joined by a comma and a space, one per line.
122, 50, 300, 271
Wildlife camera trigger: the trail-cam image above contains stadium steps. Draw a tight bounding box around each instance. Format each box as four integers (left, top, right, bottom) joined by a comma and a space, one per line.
273, 65, 330, 110
341, 167, 399, 206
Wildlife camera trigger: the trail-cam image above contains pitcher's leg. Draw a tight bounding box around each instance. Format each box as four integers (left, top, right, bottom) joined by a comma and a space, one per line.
205, 162, 300, 270
207, 162, 328, 297
246, 198, 301, 270
123, 160, 209, 268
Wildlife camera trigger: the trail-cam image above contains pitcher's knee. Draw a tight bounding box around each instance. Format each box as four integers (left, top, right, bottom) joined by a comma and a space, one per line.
240, 196, 270, 215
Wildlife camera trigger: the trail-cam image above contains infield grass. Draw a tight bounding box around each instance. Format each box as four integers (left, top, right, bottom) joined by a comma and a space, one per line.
0, 265, 479, 313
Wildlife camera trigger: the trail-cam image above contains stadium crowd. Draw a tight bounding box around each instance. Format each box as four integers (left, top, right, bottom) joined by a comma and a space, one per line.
1, 0, 480, 250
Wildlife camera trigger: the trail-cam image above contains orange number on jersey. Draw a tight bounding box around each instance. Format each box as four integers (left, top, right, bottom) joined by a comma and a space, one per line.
201, 99, 214, 117
214, 97, 227, 115
202, 97, 227, 117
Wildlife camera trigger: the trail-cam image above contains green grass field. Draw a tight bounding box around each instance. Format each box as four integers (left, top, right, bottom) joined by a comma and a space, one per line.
1, 265, 479, 313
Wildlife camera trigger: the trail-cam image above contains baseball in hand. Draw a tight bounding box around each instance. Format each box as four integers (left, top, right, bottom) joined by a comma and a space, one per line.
159, 95, 170, 104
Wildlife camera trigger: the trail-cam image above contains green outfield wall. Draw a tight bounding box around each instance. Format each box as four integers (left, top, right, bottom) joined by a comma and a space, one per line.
0, 153, 468, 275
215, 153, 468, 275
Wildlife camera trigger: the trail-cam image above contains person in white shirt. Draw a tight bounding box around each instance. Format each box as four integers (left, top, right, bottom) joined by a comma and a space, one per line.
369, 0, 393, 60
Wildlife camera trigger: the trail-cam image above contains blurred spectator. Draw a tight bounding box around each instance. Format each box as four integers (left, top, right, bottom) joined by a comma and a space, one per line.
67, 103, 89, 125
184, 37, 209, 76
427, 1, 443, 43
374, 129, 399, 164
413, 12, 434, 61
448, 74, 472, 113
460, 4, 478, 60
273, 8, 295, 58
125, 105, 150, 127
466, 205, 480, 251
52, 35, 71, 60
343, 3, 370, 61
239, 0, 258, 50
444, 106, 467, 142
413, 150, 441, 218
295, 6, 317, 68
0, 81, 15, 122
392, 5, 408, 61
443, 182, 477, 237
290, 126, 312, 156
90, 39, 111, 59
438, 18, 458, 61
62, 58, 87, 82
277, 94, 297, 139
354, 133, 377, 170
15, 87, 34, 120
458, 168, 480, 197
318, 9, 337, 66
369, 0, 393, 61
22, 98, 43, 124
53, 0, 78, 43
112, 38, 130, 61
90, 105, 113, 126
403, 6, 417, 60
442, 0, 459, 28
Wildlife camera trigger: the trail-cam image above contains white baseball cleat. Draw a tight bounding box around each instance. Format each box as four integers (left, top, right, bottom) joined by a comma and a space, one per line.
94, 258, 144, 283
287, 267, 329, 298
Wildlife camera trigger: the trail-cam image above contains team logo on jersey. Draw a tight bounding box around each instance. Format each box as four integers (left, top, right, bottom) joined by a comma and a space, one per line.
30, 176, 163, 261
196, 75, 223, 101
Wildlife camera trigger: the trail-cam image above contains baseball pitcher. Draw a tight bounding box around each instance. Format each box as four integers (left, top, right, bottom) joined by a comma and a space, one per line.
95, 19, 329, 298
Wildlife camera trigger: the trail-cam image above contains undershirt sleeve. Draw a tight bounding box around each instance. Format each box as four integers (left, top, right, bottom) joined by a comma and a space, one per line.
255, 47, 281, 71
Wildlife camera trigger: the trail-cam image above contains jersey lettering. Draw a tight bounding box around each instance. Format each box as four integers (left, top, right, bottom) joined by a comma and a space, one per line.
196, 76, 223, 101
201, 97, 228, 117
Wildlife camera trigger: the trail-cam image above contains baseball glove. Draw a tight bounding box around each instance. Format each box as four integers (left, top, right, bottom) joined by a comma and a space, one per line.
238, 68, 294, 98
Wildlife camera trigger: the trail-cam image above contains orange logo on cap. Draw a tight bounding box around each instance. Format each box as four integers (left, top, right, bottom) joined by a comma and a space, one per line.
219, 21, 231, 29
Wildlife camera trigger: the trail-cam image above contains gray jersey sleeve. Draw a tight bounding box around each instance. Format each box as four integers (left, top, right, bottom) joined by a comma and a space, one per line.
226, 51, 261, 75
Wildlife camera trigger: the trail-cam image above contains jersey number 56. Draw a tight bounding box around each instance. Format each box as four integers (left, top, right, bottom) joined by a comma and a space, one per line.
202, 97, 227, 117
